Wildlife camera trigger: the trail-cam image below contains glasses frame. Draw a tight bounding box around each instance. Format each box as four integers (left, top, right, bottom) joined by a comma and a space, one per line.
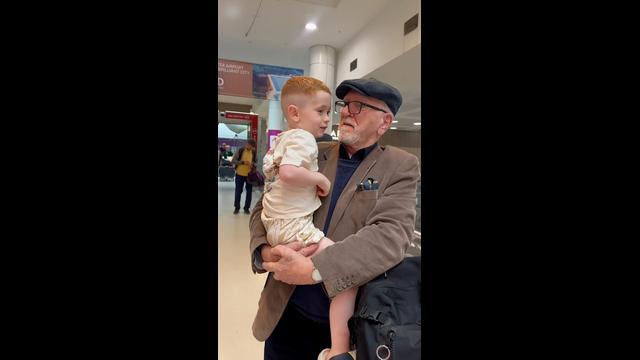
335, 100, 388, 115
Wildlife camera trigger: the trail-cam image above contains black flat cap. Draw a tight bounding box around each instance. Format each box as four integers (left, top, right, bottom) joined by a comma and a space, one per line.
336, 78, 403, 115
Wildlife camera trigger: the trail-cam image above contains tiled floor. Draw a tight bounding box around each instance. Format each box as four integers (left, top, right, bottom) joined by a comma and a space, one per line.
217, 180, 267, 360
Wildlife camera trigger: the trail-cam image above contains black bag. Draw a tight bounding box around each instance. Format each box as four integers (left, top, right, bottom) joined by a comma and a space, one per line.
349, 256, 421, 360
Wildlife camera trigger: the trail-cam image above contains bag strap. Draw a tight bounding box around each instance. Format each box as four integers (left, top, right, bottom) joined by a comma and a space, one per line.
356, 305, 388, 324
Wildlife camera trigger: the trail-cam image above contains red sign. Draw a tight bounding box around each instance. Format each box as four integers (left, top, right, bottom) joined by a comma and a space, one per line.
218, 59, 253, 98
224, 111, 258, 142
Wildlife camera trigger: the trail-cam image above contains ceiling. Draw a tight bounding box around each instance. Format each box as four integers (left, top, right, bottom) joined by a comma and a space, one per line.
366, 44, 421, 132
218, 0, 421, 132
218, 0, 391, 51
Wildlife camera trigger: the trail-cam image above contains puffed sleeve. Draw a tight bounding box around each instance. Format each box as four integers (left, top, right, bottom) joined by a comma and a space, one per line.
275, 129, 318, 169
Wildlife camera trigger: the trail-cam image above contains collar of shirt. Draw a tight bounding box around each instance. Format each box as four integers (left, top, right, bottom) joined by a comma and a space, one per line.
339, 142, 378, 161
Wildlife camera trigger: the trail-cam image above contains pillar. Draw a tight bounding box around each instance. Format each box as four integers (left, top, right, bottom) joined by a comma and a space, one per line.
309, 45, 336, 135
267, 100, 285, 130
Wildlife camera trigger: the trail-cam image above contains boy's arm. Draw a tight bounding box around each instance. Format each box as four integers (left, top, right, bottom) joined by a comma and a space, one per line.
278, 164, 326, 188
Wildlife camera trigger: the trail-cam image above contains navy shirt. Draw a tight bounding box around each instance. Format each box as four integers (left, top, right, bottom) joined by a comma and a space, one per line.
289, 142, 378, 323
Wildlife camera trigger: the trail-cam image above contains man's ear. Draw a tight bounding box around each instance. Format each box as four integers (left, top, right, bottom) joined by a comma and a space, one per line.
287, 104, 299, 123
378, 113, 393, 135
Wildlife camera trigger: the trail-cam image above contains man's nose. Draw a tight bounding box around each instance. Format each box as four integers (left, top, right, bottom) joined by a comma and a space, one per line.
339, 107, 352, 120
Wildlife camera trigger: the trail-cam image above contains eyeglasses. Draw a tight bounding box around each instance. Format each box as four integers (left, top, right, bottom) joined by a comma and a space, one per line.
335, 100, 388, 115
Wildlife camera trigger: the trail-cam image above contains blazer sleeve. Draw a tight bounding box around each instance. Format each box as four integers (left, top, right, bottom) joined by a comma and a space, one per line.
311, 153, 420, 298
249, 192, 269, 274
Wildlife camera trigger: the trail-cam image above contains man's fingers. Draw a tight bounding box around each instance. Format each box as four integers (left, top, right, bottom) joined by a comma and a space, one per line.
299, 244, 319, 257
265, 263, 286, 284
284, 241, 304, 252
262, 261, 278, 273
271, 245, 290, 258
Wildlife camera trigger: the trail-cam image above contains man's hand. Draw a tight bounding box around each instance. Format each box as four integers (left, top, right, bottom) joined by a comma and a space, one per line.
260, 242, 318, 263
317, 174, 331, 197
262, 245, 316, 285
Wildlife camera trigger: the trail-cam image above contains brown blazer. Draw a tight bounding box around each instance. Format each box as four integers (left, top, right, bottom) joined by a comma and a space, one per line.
248, 141, 420, 341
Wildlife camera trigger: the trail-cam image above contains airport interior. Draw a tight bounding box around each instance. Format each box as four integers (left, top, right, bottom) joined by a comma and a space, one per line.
218, 0, 421, 358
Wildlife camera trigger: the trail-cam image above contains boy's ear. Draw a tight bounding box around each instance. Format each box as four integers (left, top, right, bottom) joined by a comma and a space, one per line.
287, 104, 300, 123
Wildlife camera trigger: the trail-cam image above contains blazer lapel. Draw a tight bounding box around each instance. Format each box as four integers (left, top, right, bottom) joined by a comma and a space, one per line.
326, 145, 383, 237
313, 143, 340, 230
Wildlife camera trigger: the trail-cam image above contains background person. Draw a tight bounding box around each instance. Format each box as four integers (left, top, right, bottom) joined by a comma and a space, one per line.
219, 144, 233, 167
231, 139, 257, 214
315, 133, 334, 142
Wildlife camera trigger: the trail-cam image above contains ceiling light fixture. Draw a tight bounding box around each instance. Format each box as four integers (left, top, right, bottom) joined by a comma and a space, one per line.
305, 22, 317, 31
413, 122, 421, 126
390, 127, 397, 130
392, 120, 398, 123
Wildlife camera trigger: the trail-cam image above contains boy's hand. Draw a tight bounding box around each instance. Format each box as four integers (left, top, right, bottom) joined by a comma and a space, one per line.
317, 174, 331, 197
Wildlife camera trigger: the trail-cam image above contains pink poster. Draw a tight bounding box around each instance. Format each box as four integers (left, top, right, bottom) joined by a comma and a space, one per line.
267, 129, 282, 150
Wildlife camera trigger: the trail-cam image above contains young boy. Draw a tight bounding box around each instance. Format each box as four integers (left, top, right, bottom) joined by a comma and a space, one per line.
261, 76, 357, 360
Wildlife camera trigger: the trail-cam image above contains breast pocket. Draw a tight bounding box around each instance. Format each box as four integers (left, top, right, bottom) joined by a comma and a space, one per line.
349, 190, 379, 225
354, 190, 379, 200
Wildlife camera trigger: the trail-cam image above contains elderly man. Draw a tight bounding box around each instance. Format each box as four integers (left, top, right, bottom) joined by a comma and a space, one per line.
249, 78, 420, 360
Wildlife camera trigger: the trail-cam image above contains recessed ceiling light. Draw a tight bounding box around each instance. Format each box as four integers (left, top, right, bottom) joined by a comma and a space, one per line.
390, 127, 397, 130
392, 120, 398, 123
305, 23, 317, 31
413, 122, 421, 126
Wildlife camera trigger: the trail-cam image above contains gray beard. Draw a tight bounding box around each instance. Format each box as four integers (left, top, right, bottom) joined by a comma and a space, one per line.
338, 130, 359, 146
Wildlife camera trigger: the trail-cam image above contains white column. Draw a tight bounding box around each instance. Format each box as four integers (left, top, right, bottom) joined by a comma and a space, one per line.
309, 45, 336, 135
267, 100, 285, 130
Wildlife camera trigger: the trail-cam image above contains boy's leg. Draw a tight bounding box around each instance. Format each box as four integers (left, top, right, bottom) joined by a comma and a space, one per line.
326, 287, 358, 359
315, 237, 334, 252
297, 215, 332, 255
303, 237, 334, 258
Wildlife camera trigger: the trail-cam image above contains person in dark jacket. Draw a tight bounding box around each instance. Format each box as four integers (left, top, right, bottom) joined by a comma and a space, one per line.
219, 144, 233, 166
315, 133, 334, 142
231, 139, 257, 214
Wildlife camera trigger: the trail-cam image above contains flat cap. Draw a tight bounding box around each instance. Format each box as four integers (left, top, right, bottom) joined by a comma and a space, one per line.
336, 78, 403, 115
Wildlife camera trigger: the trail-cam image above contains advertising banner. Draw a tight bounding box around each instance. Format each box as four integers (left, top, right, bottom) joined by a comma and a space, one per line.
218, 58, 303, 100
252, 64, 304, 100
218, 59, 253, 98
